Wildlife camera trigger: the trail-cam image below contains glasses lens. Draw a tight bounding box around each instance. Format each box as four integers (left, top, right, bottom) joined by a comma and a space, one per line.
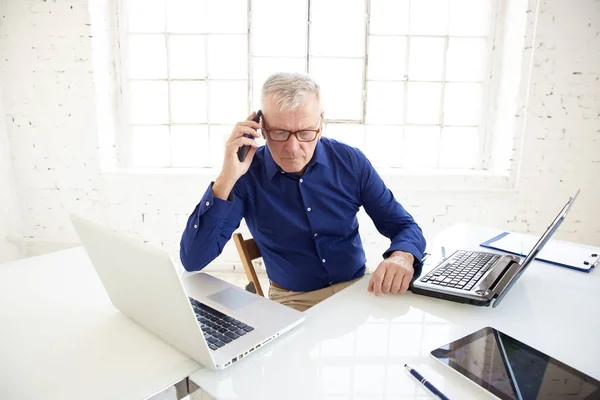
270, 131, 290, 142
297, 131, 317, 142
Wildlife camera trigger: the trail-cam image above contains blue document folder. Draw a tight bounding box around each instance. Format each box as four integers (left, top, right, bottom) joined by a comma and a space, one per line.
480, 231, 599, 273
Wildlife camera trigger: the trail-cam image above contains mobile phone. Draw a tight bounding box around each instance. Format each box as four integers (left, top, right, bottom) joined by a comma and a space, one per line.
237, 110, 262, 162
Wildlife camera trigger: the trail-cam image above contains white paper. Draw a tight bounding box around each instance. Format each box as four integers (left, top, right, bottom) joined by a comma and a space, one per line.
486, 232, 599, 270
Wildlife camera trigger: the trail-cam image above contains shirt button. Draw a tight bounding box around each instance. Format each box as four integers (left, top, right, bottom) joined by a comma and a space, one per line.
280, 171, 285, 174
322, 259, 326, 263
205, 201, 210, 206
299, 178, 303, 183
193, 224, 198, 229
307, 207, 311, 212
314, 233, 318, 237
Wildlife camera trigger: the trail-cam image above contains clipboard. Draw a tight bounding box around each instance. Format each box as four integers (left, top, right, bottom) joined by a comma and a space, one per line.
481, 231, 599, 273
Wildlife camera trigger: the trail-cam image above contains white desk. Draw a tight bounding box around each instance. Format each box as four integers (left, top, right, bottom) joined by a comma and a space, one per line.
0, 247, 200, 400
189, 224, 600, 399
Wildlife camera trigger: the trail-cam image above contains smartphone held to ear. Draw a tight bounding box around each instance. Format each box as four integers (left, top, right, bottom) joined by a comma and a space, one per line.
237, 110, 262, 162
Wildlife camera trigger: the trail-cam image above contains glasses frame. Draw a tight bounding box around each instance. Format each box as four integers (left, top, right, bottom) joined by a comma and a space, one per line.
262, 113, 324, 143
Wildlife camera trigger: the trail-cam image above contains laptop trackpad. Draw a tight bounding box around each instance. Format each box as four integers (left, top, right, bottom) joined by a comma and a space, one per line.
206, 287, 258, 310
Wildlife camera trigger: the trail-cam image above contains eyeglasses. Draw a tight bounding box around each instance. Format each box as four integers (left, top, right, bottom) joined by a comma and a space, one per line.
262, 114, 323, 142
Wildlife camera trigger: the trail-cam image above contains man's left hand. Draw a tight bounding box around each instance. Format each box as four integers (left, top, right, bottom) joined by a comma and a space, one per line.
368, 251, 415, 296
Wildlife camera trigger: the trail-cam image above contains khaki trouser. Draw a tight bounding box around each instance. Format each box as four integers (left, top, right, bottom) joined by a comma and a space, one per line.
268, 278, 362, 312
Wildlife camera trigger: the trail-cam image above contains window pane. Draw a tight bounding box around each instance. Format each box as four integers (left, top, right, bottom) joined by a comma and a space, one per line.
171, 125, 209, 167
208, 35, 247, 79
446, 38, 487, 82
310, 58, 363, 121
367, 36, 407, 81
439, 127, 479, 168
169, 36, 206, 79
443, 83, 482, 126
252, 0, 307, 57
409, 0, 449, 36
209, 124, 238, 167
310, 0, 365, 57
324, 123, 364, 149
366, 82, 404, 124
449, 0, 491, 36
408, 37, 445, 81
130, 81, 169, 124
252, 57, 306, 109
364, 125, 403, 168
403, 126, 440, 168
206, 0, 247, 33
128, 35, 167, 79
406, 82, 441, 124
127, 0, 165, 33
171, 82, 208, 123
166, 0, 207, 33
131, 126, 170, 167
208, 81, 248, 123
369, 0, 409, 35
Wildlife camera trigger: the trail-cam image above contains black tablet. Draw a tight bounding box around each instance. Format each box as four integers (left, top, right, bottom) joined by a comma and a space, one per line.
431, 327, 600, 400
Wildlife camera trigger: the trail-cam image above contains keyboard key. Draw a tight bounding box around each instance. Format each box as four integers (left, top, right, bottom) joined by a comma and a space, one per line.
230, 320, 241, 327
237, 323, 247, 329
207, 337, 218, 344
224, 316, 234, 322
236, 329, 247, 336
225, 331, 240, 340
214, 340, 225, 348
219, 335, 233, 343
243, 326, 254, 332
208, 344, 218, 351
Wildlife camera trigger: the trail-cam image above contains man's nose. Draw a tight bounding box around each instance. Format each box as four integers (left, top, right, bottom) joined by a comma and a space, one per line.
284, 134, 301, 152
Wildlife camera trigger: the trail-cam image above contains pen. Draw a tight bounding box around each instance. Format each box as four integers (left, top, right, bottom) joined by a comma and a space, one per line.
404, 364, 450, 400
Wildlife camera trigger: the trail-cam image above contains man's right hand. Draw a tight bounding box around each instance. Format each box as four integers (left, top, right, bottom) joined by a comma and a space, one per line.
213, 112, 262, 201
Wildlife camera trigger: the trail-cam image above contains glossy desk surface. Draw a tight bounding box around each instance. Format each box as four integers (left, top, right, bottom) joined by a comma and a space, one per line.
190, 224, 600, 399
0, 247, 199, 400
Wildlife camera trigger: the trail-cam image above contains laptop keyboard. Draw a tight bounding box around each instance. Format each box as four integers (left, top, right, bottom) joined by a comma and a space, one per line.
419, 251, 500, 291
189, 298, 255, 351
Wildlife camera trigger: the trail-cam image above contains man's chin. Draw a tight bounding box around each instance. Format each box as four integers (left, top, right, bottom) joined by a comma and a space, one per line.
279, 159, 306, 173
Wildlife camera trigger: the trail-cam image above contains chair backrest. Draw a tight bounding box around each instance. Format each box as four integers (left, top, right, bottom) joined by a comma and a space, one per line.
232, 233, 265, 297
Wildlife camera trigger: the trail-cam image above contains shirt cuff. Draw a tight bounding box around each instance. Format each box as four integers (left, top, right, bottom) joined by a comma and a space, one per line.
198, 182, 236, 219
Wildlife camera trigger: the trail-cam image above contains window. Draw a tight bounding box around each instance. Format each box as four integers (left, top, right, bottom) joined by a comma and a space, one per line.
118, 0, 499, 170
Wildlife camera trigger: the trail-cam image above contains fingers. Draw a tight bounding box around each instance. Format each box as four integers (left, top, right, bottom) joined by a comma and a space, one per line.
370, 260, 414, 296
371, 268, 385, 296
230, 125, 261, 141
399, 273, 411, 294
381, 268, 396, 294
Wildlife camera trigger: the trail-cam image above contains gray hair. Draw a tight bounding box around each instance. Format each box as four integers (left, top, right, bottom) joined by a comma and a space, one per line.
261, 72, 321, 111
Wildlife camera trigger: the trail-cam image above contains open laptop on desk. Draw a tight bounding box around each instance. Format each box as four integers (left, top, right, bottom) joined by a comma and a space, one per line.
411, 190, 580, 308
71, 215, 304, 370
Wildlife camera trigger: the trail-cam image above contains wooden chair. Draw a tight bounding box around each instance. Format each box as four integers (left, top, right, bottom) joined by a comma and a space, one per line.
233, 233, 265, 297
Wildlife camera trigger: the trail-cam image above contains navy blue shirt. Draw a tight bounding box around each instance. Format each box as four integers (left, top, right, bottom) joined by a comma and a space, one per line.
180, 137, 426, 292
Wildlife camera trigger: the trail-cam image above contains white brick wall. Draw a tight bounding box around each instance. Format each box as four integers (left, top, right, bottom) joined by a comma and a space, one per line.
1, 0, 599, 268
0, 85, 22, 262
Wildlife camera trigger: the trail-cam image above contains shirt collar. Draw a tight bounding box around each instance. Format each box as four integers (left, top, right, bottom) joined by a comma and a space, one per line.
263, 139, 330, 180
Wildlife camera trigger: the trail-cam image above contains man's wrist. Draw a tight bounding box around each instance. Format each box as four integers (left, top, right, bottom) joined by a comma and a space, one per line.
213, 174, 237, 201
389, 250, 415, 265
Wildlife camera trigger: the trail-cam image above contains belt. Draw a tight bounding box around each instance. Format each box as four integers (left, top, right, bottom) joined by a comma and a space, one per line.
269, 280, 289, 291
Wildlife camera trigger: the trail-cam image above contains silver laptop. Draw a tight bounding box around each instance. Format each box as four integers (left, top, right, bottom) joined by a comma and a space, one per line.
411, 190, 580, 308
71, 215, 305, 370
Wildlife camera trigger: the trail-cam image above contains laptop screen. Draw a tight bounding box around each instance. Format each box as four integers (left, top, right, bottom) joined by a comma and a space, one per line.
493, 190, 579, 307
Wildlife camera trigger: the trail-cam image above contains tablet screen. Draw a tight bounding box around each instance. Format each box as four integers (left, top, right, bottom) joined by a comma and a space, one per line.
431, 327, 600, 400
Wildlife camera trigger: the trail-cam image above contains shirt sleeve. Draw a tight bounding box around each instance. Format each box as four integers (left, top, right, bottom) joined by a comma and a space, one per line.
354, 149, 427, 268
179, 182, 245, 271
